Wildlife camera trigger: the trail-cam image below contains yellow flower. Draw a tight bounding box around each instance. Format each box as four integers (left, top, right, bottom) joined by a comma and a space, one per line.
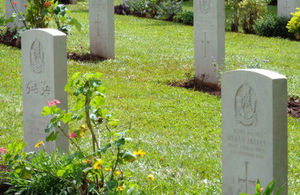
34, 141, 44, 148
80, 125, 87, 137
147, 174, 155, 181
133, 149, 146, 157
93, 159, 103, 169
82, 160, 88, 164
114, 170, 121, 176
117, 186, 124, 191
104, 168, 112, 172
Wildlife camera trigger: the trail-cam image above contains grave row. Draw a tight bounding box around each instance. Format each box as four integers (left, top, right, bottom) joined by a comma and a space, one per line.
4, 0, 291, 193
21, 28, 288, 195
6, 0, 300, 85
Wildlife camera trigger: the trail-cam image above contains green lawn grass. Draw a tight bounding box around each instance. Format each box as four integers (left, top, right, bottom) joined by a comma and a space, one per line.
0, 0, 299, 193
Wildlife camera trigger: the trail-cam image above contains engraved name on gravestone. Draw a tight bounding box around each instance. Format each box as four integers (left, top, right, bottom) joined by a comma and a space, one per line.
22, 29, 68, 153
222, 69, 288, 195
194, 0, 225, 85
89, 0, 115, 59
5, 0, 27, 28
278, 0, 300, 17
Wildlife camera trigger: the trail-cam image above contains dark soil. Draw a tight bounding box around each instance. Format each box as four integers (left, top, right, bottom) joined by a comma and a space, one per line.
67, 52, 105, 62
288, 97, 300, 118
0, 30, 21, 48
0, 165, 10, 194
0, 33, 105, 62
170, 77, 221, 96
170, 78, 300, 118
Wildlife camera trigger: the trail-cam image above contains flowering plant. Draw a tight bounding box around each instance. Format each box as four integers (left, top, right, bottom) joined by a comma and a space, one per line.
7, 0, 80, 35
287, 8, 300, 39
240, 179, 284, 195
2, 72, 146, 194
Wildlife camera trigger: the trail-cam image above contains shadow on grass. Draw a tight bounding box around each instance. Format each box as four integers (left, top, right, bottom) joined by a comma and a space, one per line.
67, 52, 106, 62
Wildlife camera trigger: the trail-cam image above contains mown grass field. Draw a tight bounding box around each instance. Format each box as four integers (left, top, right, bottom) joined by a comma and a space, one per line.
0, 0, 299, 193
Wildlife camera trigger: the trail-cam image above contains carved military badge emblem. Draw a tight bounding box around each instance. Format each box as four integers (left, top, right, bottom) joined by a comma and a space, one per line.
199, 0, 211, 14
30, 39, 45, 74
235, 83, 257, 126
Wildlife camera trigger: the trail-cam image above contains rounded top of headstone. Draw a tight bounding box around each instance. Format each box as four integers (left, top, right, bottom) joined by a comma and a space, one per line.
22, 28, 66, 38
223, 69, 286, 80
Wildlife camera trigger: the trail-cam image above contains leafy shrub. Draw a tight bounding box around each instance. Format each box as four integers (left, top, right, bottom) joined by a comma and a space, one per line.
274, 16, 294, 38
25, 0, 81, 34
127, 0, 182, 21
155, 0, 182, 20
239, 0, 268, 34
268, 0, 276, 5
253, 14, 277, 37
287, 8, 300, 38
0, 14, 15, 27
6, 0, 80, 35
254, 14, 294, 39
114, 4, 130, 15
226, 0, 242, 32
2, 72, 147, 194
241, 179, 284, 195
174, 10, 193, 25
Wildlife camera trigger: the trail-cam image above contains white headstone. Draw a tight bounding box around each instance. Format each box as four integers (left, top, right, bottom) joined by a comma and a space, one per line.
278, 0, 300, 18
89, 0, 115, 59
22, 29, 69, 153
5, 0, 27, 28
194, 0, 225, 86
222, 69, 288, 195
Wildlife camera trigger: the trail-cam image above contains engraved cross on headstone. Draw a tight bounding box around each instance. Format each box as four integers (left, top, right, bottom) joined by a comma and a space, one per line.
238, 161, 256, 193
201, 32, 210, 58
94, 14, 103, 36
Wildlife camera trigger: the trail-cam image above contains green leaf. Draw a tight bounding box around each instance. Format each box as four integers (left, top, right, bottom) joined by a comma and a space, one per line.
88, 183, 96, 192
61, 112, 72, 123
108, 119, 119, 127
6, 16, 15, 23
57, 169, 66, 177
46, 131, 59, 142
106, 180, 118, 191
68, 18, 82, 31
41, 106, 52, 116
41, 9, 48, 16
96, 143, 111, 155
114, 138, 125, 147
122, 152, 137, 162
276, 184, 285, 195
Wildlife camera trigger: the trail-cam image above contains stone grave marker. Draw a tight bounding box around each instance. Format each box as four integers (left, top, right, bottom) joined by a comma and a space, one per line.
194, 0, 225, 86
89, 0, 115, 59
22, 29, 68, 153
5, 0, 27, 28
222, 69, 288, 195
278, 0, 300, 18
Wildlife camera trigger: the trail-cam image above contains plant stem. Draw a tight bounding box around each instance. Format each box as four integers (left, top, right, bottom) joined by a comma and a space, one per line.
58, 126, 84, 155
84, 81, 99, 153
110, 147, 121, 181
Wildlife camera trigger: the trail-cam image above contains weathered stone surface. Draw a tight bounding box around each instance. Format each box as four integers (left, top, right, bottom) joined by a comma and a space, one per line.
22, 29, 68, 153
89, 0, 115, 59
5, 0, 27, 28
222, 69, 288, 195
278, 0, 300, 17
194, 0, 225, 85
